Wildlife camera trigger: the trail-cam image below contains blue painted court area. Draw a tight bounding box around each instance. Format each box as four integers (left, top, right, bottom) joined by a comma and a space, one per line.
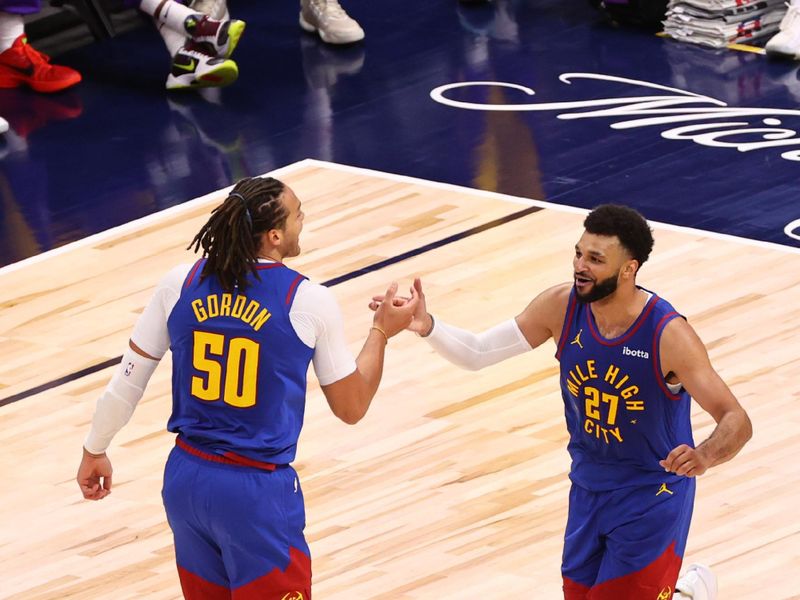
1, 0, 799, 268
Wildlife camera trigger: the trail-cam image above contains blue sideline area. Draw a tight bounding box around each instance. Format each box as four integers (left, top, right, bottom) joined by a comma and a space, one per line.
1, 0, 799, 268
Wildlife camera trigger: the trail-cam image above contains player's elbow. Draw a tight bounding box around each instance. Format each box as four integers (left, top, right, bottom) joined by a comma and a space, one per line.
336, 409, 365, 425
741, 410, 753, 444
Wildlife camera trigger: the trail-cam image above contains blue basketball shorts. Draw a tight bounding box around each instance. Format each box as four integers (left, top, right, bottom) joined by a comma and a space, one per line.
561, 476, 695, 600
162, 441, 311, 600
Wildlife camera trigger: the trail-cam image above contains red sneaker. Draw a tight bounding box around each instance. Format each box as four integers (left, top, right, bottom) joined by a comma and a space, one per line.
0, 35, 81, 93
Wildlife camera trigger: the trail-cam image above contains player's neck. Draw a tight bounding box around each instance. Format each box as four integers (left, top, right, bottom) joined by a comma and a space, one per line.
590, 286, 648, 337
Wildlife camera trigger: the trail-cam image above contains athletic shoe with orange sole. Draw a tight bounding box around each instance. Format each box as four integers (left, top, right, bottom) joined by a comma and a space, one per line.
0, 35, 81, 93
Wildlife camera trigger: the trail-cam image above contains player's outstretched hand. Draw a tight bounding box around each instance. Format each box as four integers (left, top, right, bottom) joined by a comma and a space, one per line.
370, 277, 431, 335
373, 281, 420, 339
659, 444, 710, 478
77, 448, 113, 500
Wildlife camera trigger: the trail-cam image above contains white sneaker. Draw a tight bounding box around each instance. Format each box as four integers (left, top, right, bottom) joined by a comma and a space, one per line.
166, 43, 239, 90
299, 0, 365, 44
766, 4, 800, 58
0, 115, 8, 134
674, 563, 718, 600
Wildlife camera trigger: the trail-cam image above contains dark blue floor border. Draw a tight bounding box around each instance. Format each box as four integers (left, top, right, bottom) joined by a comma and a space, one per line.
0, 204, 542, 408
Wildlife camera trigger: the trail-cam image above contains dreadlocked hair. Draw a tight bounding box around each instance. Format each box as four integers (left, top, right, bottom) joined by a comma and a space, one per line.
188, 177, 288, 292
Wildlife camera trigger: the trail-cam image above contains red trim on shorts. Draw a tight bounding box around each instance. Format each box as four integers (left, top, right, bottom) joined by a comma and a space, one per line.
184, 260, 204, 289
586, 293, 659, 346
285, 274, 305, 306
587, 541, 682, 600
177, 565, 231, 600
563, 576, 591, 600
232, 546, 311, 600
176, 437, 277, 471
653, 312, 682, 400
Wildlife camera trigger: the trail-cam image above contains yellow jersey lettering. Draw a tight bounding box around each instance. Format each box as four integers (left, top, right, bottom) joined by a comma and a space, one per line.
220, 293, 232, 316
569, 369, 582, 388
241, 300, 259, 324
621, 385, 639, 399
192, 299, 208, 323
626, 400, 645, 411
567, 378, 580, 398
575, 364, 590, 382
586, 359, 597, 379
604, 364, 620, 385
607, 427, 623, 443
231, 295, 246, 318
251, 308, 272, 332
207, 294, 219, 318
614, 373, 629, 390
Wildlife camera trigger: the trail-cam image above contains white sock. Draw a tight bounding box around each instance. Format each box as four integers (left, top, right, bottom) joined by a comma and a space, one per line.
0, 13, 24, 53
139, 0, 199, 34
156, 21, 186, 56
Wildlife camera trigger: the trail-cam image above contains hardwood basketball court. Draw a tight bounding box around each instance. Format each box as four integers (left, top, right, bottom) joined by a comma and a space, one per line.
1, 161, 798, 599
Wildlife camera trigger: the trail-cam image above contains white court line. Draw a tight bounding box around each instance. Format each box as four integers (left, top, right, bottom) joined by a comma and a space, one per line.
0, 161, 315, 277
1, 158, 798, 279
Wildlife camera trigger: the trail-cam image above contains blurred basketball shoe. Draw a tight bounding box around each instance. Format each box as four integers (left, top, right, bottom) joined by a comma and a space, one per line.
674, 563, 718, 600
0, 114, 8, 134
184, 14, 246, 58
766, 5, 800, 58
0, 89, 82, 137
0, 35, 81, 93
166, 43, 239, 90
299, 0, 365, 44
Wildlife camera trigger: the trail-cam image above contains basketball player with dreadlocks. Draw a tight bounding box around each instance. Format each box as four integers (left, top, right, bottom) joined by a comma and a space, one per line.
77, 176, 419, 599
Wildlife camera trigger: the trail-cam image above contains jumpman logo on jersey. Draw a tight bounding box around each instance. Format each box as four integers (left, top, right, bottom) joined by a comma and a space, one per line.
657, 586, 672, 600
656, 483, 674, 496
570, 329, 584, 349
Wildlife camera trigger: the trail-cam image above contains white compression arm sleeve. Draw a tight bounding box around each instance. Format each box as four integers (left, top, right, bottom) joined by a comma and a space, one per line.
424, 317, 532, 371
84, 346, 160, 454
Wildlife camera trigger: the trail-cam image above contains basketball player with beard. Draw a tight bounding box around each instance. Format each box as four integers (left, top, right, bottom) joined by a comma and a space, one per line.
370, 204, 751, 600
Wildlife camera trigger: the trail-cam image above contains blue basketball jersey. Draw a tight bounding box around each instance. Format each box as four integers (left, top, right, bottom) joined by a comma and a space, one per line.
555, 287, 694, 491
166, 260, 314, 465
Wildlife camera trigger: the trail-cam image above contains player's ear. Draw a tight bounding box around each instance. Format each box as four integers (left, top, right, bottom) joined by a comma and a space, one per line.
623, 259, 639, 279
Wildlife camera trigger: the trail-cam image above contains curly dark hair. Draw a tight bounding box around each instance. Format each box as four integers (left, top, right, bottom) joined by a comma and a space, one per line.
188, 176, 288, 292
583, 204, 654, 268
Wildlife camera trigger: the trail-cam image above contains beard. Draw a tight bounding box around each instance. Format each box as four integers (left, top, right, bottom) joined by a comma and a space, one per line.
575, 272, 619, 304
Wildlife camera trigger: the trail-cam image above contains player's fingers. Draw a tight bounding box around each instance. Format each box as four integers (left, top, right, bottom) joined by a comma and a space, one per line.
80, 483, 99, 500
371, 294, 386, 303
383, 282, 398, 302
103, 475, 113, 491
669, 450, 696, 475
413, 277, 424, 297
674, 457, 694, 476
661, 444, 691, 471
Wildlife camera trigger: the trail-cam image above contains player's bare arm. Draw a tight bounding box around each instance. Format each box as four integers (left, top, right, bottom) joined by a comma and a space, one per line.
514, 282, 573, 350
658, 317, 753, 477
